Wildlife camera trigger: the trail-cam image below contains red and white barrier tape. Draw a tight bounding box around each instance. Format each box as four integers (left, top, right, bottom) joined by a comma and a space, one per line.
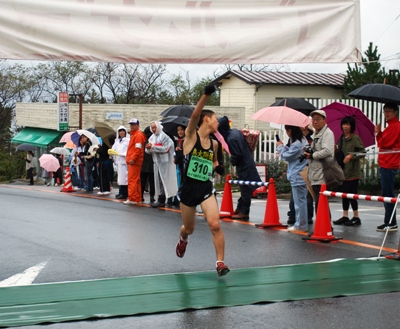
322, 191, 398, 204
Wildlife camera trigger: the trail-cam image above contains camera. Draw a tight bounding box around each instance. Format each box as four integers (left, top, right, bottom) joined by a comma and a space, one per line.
299, 145, 313, 162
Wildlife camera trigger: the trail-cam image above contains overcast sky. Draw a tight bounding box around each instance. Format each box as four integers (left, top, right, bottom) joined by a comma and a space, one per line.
168, 0, 400, 81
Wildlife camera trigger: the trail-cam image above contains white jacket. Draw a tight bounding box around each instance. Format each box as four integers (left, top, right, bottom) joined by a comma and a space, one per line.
112, 126, 130, 185
146, 122, 178, 199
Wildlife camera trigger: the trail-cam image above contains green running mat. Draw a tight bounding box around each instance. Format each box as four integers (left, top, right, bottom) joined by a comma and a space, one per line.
1, 259, 400, 327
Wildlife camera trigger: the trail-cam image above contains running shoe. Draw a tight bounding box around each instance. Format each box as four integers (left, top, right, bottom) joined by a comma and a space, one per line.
287, 226, 308, 233
176, 238, 188, 258
216, 261, 230, 276
333, 216, 350, 225
123, 200, 140, 205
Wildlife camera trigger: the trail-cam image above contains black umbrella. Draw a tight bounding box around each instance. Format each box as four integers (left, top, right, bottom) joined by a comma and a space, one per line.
269, 98, 317, 115
86, 127, 100, 136
160, 116, 190, 136
16, 143, 36, 152
160, 105, 194, 118
348, 83, 400, 105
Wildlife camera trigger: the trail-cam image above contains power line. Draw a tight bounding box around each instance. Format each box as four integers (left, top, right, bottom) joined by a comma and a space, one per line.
374, 13, 400, 44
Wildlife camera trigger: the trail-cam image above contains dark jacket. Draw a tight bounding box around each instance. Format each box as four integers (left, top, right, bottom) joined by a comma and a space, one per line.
218, 116, 260, 181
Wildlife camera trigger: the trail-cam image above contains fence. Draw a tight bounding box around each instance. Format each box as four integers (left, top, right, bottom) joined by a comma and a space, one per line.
252, 99, 384, 184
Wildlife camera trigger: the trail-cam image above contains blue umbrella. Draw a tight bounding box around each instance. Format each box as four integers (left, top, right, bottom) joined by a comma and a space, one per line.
16, 143, 36, 152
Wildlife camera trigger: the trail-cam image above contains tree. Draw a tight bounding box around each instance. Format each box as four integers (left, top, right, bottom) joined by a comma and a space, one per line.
35, 61, 94, 102
92, 63, 167, 104
344, 42, 400, 95
0, 61, 31, 151
189, 78, 219, 106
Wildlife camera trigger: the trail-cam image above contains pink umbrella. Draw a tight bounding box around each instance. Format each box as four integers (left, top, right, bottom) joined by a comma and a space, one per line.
320, 102, 375, 147
39, 154, 60, 172
251, 106, 311, 127
59, 131, 74, 143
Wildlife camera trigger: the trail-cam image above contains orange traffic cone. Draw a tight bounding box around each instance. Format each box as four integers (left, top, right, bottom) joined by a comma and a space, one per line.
256, 178, 286, 228
61, 166, 75, 193
304, 184, 341, 243
219, 174, 234, 218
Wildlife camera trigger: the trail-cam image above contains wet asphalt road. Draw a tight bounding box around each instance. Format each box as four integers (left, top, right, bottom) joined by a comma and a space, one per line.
1, 182, 400, 329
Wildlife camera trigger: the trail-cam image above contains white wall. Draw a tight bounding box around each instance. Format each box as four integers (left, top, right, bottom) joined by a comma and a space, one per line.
15, 103, 247, 131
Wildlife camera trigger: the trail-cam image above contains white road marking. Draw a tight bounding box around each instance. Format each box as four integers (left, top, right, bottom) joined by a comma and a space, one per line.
0, 261, 48, 287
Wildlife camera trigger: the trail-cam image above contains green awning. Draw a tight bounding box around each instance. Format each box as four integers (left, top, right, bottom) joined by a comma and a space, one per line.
11, 127, 65, 148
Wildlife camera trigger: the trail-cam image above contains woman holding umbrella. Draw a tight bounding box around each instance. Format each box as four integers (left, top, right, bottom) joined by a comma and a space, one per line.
332, 116, 366, 227
25, 151, 34, 185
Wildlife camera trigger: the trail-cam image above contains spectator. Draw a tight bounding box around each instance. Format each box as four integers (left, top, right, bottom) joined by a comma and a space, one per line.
123, 118, 146, 205
69, 152, 81, 189
375, 103, 400, 232
53, 153, 63, 186
304, 109, 335, 215
42, 168, 52, 186
25, 151, 34, 185
287, 125, 314, 225
140, 126, 155, 204
168, 124, 186, 207
81, 136, 94, 192
145, 121, 178, 208
217, 116, 260, 221
96, 140, 112, 195
333, 116, 366, 226
277, 125, 309, 232
112, 126, 130, 200
75, 135, 87, 190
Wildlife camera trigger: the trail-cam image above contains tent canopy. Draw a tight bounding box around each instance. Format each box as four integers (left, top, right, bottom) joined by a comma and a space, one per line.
11, 128, 64, 148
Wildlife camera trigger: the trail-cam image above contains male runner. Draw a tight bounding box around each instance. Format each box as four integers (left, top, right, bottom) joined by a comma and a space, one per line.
175, 85, 229, 276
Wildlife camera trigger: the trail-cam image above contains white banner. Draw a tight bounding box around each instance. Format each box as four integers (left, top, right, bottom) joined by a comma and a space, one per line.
0, 0, 361, 64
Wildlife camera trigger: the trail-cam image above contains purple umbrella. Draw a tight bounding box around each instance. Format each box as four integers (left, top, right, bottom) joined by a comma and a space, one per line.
320, 102, 375, 147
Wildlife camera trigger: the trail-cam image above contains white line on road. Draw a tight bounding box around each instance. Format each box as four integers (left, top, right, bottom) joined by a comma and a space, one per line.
0, 261, 48, 287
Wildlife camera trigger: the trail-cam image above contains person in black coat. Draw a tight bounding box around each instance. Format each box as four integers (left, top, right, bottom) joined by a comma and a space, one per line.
218, 116, 260, 220
95, 140, 112, 195
140, 126, 155, 203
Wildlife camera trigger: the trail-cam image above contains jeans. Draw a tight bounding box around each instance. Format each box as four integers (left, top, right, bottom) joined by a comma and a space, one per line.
288, 190, 314, 220
380, 168, 398, 225
292, 184, 308, 230
84, 161, 94, 191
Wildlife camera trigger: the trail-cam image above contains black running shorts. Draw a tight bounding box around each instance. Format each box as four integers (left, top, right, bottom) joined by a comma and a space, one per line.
179, 180, 215, 207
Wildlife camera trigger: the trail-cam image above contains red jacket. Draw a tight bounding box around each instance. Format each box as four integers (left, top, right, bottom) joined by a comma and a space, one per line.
376, 117, 400, 169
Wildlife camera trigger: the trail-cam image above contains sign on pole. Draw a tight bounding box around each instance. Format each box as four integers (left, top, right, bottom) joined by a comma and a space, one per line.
58, 92, 69, 131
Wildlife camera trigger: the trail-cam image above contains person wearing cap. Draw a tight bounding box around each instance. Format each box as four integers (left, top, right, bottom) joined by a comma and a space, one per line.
375, 103, 400, 232
123, 118, 146, 205
175, 85, 230, 277
303, 109, 335, 216
112, 126, 130, 200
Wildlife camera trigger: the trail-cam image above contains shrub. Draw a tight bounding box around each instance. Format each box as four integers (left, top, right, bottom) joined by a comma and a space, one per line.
0, 151, 25, 182
258, 159, 291, 194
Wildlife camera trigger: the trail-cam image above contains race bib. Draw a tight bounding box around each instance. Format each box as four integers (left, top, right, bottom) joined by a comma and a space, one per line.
187, 155, 213, 181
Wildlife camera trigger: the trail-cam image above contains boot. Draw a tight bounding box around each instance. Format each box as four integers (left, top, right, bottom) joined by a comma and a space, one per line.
151, 194, 166, 208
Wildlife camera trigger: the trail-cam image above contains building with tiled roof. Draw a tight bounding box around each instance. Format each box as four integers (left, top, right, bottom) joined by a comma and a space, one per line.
211, 70, 345, 129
